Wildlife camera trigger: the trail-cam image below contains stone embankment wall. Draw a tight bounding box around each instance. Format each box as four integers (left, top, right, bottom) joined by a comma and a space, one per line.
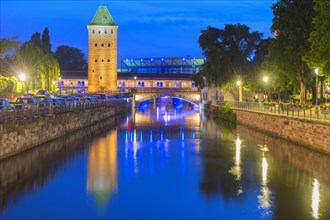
232, 109, 330, 154
0, 103, 131, 159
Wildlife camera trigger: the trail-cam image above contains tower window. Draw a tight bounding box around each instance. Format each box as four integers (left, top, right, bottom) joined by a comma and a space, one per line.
107, 59, 110, 62
95, 59, 97, 62
108, 43, 110, 47
102, 59, 104, 62
101, 43, 104, 47
92, 30, 95, 34
100, 76, 102, 80
95, 43, 97, 47
104, 29, 107, 34
98, 29, 101, 34
111, 29, 113, 34
92, 70, 94, 72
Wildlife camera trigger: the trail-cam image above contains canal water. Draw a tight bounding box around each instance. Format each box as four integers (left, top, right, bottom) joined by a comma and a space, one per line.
1, 101, 329, 219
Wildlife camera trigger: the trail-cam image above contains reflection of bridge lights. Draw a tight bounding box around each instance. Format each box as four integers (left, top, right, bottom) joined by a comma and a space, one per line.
312, 179, 320, 219
150, 130, 153, 142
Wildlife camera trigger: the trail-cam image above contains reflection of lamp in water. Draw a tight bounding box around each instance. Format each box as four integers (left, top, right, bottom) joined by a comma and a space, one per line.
228, 136, 243, 195
312, 179, 320, 219
258, 150, 271, 211
87, 130, 118, 206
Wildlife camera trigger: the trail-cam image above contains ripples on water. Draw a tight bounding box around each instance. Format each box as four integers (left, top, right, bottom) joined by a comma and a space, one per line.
0, 101, 329, 219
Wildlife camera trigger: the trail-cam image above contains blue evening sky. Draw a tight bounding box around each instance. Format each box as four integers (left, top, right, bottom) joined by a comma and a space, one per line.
0, 0, 274, 61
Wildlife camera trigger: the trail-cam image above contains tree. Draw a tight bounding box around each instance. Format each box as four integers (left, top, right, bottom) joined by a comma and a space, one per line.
54, 45, 87, 71
304, 0, 330, 101
198, 24, 262, 88
41, 27, 51, 54
304, 0, 330, 78
268, 0, 316, 103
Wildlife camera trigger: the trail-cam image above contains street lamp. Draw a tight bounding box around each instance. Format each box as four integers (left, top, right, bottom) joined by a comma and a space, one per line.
58, 77, 62, 94
315, 68, 319, 107
18, 73, 26, 94
263, 76, 269, 101
133, 76, 137, 87
236, 81, 243, 102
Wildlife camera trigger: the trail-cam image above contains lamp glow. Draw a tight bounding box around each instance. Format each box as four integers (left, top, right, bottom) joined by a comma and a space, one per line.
18, 73, 26, 82
263, 76, 269, 83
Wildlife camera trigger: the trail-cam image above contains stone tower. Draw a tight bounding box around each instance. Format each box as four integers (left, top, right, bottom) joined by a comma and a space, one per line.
88, 6, 118, 92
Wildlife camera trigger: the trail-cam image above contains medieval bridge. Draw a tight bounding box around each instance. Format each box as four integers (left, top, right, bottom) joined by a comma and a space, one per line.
130, 88, 201, 106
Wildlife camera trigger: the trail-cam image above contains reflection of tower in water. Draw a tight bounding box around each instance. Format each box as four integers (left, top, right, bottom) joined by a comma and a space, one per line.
87, 130, 118, 206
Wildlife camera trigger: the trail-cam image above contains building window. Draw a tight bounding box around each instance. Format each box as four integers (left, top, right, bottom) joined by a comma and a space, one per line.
100, 76, 102, 80
92, 70, 94, 72
156, 82, 160, 87
107, 59, 110, 62
142, 82, 145, 87
102, 59, 104, 62
92, 30, 95, 34
160, 82, 163, 87
82, 81, 85, 86
111, 29, 113, 34
98, 29, 101, 34
95, 59, 97, 62
104, 29, 107, 34
122, 82, 125, 87
138, 81, 141, 87
95, 43, 97, 47
191, 82, 195, 88
108, 43, 110, 47
101, 43, 104, 47
78, 81, 81, 86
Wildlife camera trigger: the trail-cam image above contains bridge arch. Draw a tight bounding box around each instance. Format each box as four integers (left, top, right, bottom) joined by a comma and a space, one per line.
134, 93, 200, 107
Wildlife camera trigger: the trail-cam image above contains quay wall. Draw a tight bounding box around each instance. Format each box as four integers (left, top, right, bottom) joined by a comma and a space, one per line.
232, 109, 330, 154
0, 103, 131, 160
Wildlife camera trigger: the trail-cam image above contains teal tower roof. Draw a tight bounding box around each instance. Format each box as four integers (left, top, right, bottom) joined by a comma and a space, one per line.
89, 6, 116, 26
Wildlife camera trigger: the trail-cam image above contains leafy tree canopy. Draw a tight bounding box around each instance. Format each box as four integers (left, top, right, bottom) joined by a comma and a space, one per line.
304, 0, 330, 78
268, 0, 315, 103
198, 24, 262, 88
54, 45, 87, 71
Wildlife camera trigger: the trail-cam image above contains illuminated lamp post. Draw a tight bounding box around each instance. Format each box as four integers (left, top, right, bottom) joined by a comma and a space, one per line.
263, 76, 269, 101
315, 68, 319, 107
236, 81, 243, 102
134, 76, 137, 87
18, 73, 26, 95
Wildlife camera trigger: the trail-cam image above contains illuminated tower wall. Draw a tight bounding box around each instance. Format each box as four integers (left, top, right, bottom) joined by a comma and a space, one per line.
87, 6, 118, 92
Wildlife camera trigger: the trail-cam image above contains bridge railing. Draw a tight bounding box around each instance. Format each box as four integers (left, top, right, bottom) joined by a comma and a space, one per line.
213, 101, 330, 122
125, 87, 199, 93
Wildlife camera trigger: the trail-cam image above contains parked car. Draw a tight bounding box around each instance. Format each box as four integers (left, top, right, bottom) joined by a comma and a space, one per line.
15, 96, 38, 109
36, 90, 50, 96
0, 98, 13, 112
34, 95, 52, 109
51, 97, 67, 112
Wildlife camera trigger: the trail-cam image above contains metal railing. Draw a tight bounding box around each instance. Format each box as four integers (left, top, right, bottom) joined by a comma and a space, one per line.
213, 101, 330, 122
0, 99, 130, 124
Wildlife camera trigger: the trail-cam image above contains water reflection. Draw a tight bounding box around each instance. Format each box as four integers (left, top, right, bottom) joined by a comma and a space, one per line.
257, 150, 272, 216
312, 179, 320, 219
87, 129, 118, 206
228, 137, 243, 195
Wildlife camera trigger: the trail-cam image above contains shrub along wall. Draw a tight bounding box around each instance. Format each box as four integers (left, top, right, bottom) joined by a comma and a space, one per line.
0, 103, 131, 159
233, 109, 330, 154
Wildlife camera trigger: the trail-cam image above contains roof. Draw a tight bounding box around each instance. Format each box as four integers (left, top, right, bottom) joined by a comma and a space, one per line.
89, 6, 116, 26
118, 72, 194, 80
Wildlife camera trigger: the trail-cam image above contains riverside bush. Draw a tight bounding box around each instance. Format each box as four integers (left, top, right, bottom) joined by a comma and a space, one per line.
213, 104, 236, 123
